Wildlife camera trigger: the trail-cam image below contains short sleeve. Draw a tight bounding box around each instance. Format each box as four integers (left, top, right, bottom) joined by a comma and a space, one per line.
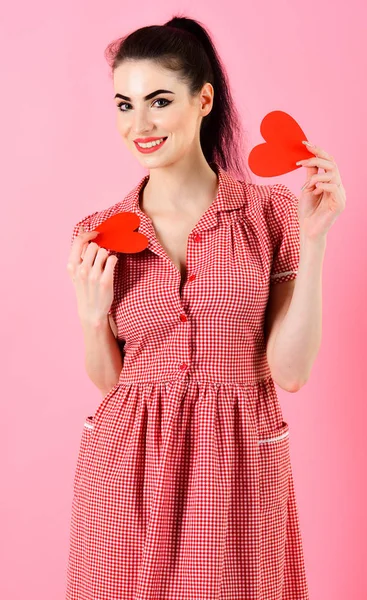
268, 183, 300, 285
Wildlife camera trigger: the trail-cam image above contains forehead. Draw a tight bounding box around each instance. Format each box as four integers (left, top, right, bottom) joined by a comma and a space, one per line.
113, 60, 180, 94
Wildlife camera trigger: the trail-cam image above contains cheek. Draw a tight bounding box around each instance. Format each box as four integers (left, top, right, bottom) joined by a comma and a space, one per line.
116, 116, 130, 137
156, 107, 192, 131
164, 118, 196, 144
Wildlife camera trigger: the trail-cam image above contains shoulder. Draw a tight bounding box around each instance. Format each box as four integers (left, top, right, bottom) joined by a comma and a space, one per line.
241, 181, 296, 210
233, 181, 299, 255
238, 180, 273, 214
74, 196, 134, 230
70, 196, 135, 246
70, 173, 146, 243
240, 181, 298, 228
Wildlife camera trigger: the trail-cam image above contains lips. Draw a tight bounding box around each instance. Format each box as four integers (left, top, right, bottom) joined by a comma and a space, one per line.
134, 137, 167, 143
134, 137, 168, 154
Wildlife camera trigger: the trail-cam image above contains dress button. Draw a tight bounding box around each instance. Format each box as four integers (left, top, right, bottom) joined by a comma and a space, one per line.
180, 363, 188, 371
179, 314, 187, 322
194, 233, 202, 243
188, 274, 196, 282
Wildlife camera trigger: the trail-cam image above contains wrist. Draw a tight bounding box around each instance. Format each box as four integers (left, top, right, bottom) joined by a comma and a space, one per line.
80, 314, 110, 331
300, 232, 327, 249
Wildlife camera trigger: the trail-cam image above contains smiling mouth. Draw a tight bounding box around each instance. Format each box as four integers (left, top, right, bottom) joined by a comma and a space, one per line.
135, 137, 167, 146
134, 137, 168, 152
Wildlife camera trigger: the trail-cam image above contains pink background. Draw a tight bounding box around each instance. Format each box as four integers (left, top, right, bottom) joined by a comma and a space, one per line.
1, 2, 365, 599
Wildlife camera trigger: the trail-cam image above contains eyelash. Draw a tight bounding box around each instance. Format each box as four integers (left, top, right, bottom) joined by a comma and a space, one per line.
117, 98, 172, 112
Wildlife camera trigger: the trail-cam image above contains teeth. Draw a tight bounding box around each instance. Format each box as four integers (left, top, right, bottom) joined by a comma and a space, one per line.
137, 138, 165, 148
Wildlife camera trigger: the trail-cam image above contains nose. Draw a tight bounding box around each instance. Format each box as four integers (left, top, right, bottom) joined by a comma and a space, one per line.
132, 108, 153, 136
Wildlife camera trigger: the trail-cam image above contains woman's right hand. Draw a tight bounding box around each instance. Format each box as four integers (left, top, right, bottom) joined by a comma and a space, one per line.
67, 224, 118, 326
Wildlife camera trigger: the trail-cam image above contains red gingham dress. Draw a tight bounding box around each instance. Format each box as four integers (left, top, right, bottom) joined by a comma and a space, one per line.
66, 162, 309, 600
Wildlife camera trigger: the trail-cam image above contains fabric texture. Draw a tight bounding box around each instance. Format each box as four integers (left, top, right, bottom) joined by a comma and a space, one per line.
66, 162, 308, 600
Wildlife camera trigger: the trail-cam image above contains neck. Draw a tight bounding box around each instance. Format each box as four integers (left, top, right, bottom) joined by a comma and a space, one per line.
141, 153, 219, 214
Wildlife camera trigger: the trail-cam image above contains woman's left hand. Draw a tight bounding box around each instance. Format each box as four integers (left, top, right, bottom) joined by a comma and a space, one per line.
296, 143, 346, 241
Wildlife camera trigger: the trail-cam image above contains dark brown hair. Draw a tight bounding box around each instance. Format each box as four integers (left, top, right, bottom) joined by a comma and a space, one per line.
104, 14, 253, 183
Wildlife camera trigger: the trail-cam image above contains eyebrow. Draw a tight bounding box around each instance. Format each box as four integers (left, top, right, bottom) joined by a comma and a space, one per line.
114, 89, 175, 102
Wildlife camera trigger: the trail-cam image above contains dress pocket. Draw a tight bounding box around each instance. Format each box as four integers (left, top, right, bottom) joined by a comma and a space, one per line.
258, 420, 291, 513
73, 415, 94, 495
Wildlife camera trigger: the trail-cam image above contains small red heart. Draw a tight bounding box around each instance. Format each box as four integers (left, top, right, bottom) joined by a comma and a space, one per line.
248, 110, 314, 177
92, 212, 149, 253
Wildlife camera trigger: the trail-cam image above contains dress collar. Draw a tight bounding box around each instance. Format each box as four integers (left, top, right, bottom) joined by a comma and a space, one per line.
122, 161, 247, 236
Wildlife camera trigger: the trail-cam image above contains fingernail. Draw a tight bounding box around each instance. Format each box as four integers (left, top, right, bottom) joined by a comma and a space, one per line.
302, 140, 314, 147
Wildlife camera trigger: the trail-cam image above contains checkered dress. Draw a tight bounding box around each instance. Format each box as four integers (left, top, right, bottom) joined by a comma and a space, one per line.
66, 162, 309, 600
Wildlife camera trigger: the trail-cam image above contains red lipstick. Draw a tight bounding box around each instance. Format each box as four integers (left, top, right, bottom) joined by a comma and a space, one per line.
134, 137, 168, 154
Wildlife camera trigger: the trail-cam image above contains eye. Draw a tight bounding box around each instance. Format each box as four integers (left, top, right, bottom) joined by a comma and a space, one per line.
117, 98, 172, 112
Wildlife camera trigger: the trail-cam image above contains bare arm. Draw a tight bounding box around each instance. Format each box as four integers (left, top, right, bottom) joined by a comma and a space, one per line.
81, 315, 123, 397
267, 234, 326, 390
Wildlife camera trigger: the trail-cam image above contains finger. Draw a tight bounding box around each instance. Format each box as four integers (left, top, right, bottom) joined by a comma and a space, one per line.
88, 245, 111, 271
313, 182, 342, 194
303, 143, 335, 163
304, 173, 338, 189
67, 230, 100, 273
100, 254, 118, 281
79, 238, 106, 268
302, 157, 335, 171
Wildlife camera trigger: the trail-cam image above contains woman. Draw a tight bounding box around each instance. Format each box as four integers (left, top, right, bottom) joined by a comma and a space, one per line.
66, 14, 345, 600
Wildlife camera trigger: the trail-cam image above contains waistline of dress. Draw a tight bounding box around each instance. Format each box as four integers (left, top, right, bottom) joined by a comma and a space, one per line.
116, 370, 274, 388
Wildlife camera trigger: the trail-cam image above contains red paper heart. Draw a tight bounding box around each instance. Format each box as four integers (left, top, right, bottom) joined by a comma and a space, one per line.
248, 110, 314, 177
92, 212, 149, 253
